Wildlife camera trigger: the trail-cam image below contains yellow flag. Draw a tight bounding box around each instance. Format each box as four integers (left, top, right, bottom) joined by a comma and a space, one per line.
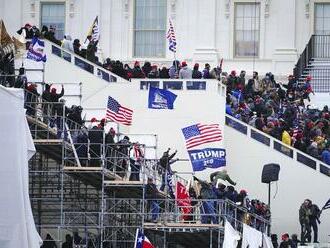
0, 19, 15, 56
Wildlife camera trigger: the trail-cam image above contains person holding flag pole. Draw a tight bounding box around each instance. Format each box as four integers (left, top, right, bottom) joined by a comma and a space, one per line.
166, 19, 179, 78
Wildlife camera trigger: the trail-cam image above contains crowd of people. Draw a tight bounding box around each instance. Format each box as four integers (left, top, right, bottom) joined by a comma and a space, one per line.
4, 22, 327, 247
224, 70, 330, 166
146, 163, 270, 232
16, 24, 224, 81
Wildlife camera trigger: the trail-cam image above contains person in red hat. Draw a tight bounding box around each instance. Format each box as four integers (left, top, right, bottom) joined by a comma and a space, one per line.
88, 117, 98, 130
179, 61, 192, 79
25, 83, 39, 116
303, 75, 314, 101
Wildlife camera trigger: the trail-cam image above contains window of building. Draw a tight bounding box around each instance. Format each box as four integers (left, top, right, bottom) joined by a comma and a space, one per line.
234, 3, 260, 57
315, 3, 330, 35
41, 3, 65, 40
134, 0, 167, 57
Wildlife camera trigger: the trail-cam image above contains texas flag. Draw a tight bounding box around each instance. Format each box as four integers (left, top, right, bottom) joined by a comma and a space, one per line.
134, 229, 155, 248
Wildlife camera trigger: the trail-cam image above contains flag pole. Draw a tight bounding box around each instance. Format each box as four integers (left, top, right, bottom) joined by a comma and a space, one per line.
133, 228, 139, 248
173, 51, 178, 78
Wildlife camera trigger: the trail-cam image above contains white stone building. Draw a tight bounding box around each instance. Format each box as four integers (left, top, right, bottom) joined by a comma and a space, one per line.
2, 0, 330, 75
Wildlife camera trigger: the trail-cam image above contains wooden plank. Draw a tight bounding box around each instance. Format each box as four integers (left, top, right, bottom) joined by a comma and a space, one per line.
63, 166, 103, 171
34, 139, 63, 144
144, 222, 220, 228
104, 180, 143, 186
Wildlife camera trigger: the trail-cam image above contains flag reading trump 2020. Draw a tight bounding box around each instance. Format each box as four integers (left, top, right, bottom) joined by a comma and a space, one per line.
148, 87, 177, 109
188, 148, 226, 171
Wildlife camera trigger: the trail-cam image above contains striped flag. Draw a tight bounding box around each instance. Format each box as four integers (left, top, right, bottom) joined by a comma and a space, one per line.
166, 19, 176, 53
322, 198, 330, 210
182, 123, 222, 150
87, 16, 100, 42
106, 96, 133, 126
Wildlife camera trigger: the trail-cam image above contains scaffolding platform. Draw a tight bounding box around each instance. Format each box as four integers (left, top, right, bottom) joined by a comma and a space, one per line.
63, 166, 121, 188
144, 222, 222, 230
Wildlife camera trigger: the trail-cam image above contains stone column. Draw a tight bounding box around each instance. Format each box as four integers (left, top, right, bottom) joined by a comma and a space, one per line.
192, 0, 219, 64
272, 0, 298, 75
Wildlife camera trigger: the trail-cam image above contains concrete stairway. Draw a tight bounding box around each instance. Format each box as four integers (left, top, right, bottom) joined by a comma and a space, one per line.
300, 58, 330, 92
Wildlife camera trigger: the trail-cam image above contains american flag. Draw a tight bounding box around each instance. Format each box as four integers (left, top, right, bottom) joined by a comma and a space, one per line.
166, 19, 176, 53
106, 96, 133, 126
182, 123, 222, 150
87, 16, 100, 42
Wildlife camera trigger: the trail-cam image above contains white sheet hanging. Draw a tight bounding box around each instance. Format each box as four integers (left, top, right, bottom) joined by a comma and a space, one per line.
222, 220, 241, 248
0, 85, 42, 248
242, 224, 263, 248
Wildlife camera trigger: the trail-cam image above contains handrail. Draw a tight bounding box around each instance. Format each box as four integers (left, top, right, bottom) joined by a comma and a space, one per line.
294, 34, 330, 81
46, 40, 130, 84
225, 114, 330, 177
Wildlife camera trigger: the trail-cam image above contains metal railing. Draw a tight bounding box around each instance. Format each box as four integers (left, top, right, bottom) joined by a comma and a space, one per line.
304, 68, 330, 92
50, 43, 121, 83
294, 35, 330, 83
225, 114, 330, 178
294, 35, 314, 81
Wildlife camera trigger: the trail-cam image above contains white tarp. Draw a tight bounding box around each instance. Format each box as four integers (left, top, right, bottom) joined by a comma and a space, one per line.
262, 233, 274, 248
0, 85, 42, 247
242, 223, 263, 248
222, 220, 241, 248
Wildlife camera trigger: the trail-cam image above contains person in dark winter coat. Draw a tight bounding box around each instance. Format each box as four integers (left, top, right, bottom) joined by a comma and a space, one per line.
105, 127, 116, 170
49, 85, 65, 115
145, 178, 161, 222
116, 136, 131, 177
192, 63, 202, 79
159, 148, 177, 192
132, 61, 145, 78
202, 63, 211, 79
299, 199, 312, 244
41, 233, 57, 248
14, 67, 27, 88
309, 202, 321, 243
142, 61, 152, 77
75, 129, 88, 166
86, 36, 98, 63
159, 66, 170, 79
88, 125, 103, 166
279, 233, 294, 248
193, 176, 218, 224
25, 83, 39, 116
61, 234, 73, 248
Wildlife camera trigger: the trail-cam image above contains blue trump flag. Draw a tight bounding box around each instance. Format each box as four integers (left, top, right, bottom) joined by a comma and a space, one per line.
188, 148, 226, 172
148, 87, 177, 109
27, 37, 47, 62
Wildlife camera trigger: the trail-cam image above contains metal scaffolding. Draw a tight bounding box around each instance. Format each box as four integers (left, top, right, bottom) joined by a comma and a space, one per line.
26, 98, 271, 248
